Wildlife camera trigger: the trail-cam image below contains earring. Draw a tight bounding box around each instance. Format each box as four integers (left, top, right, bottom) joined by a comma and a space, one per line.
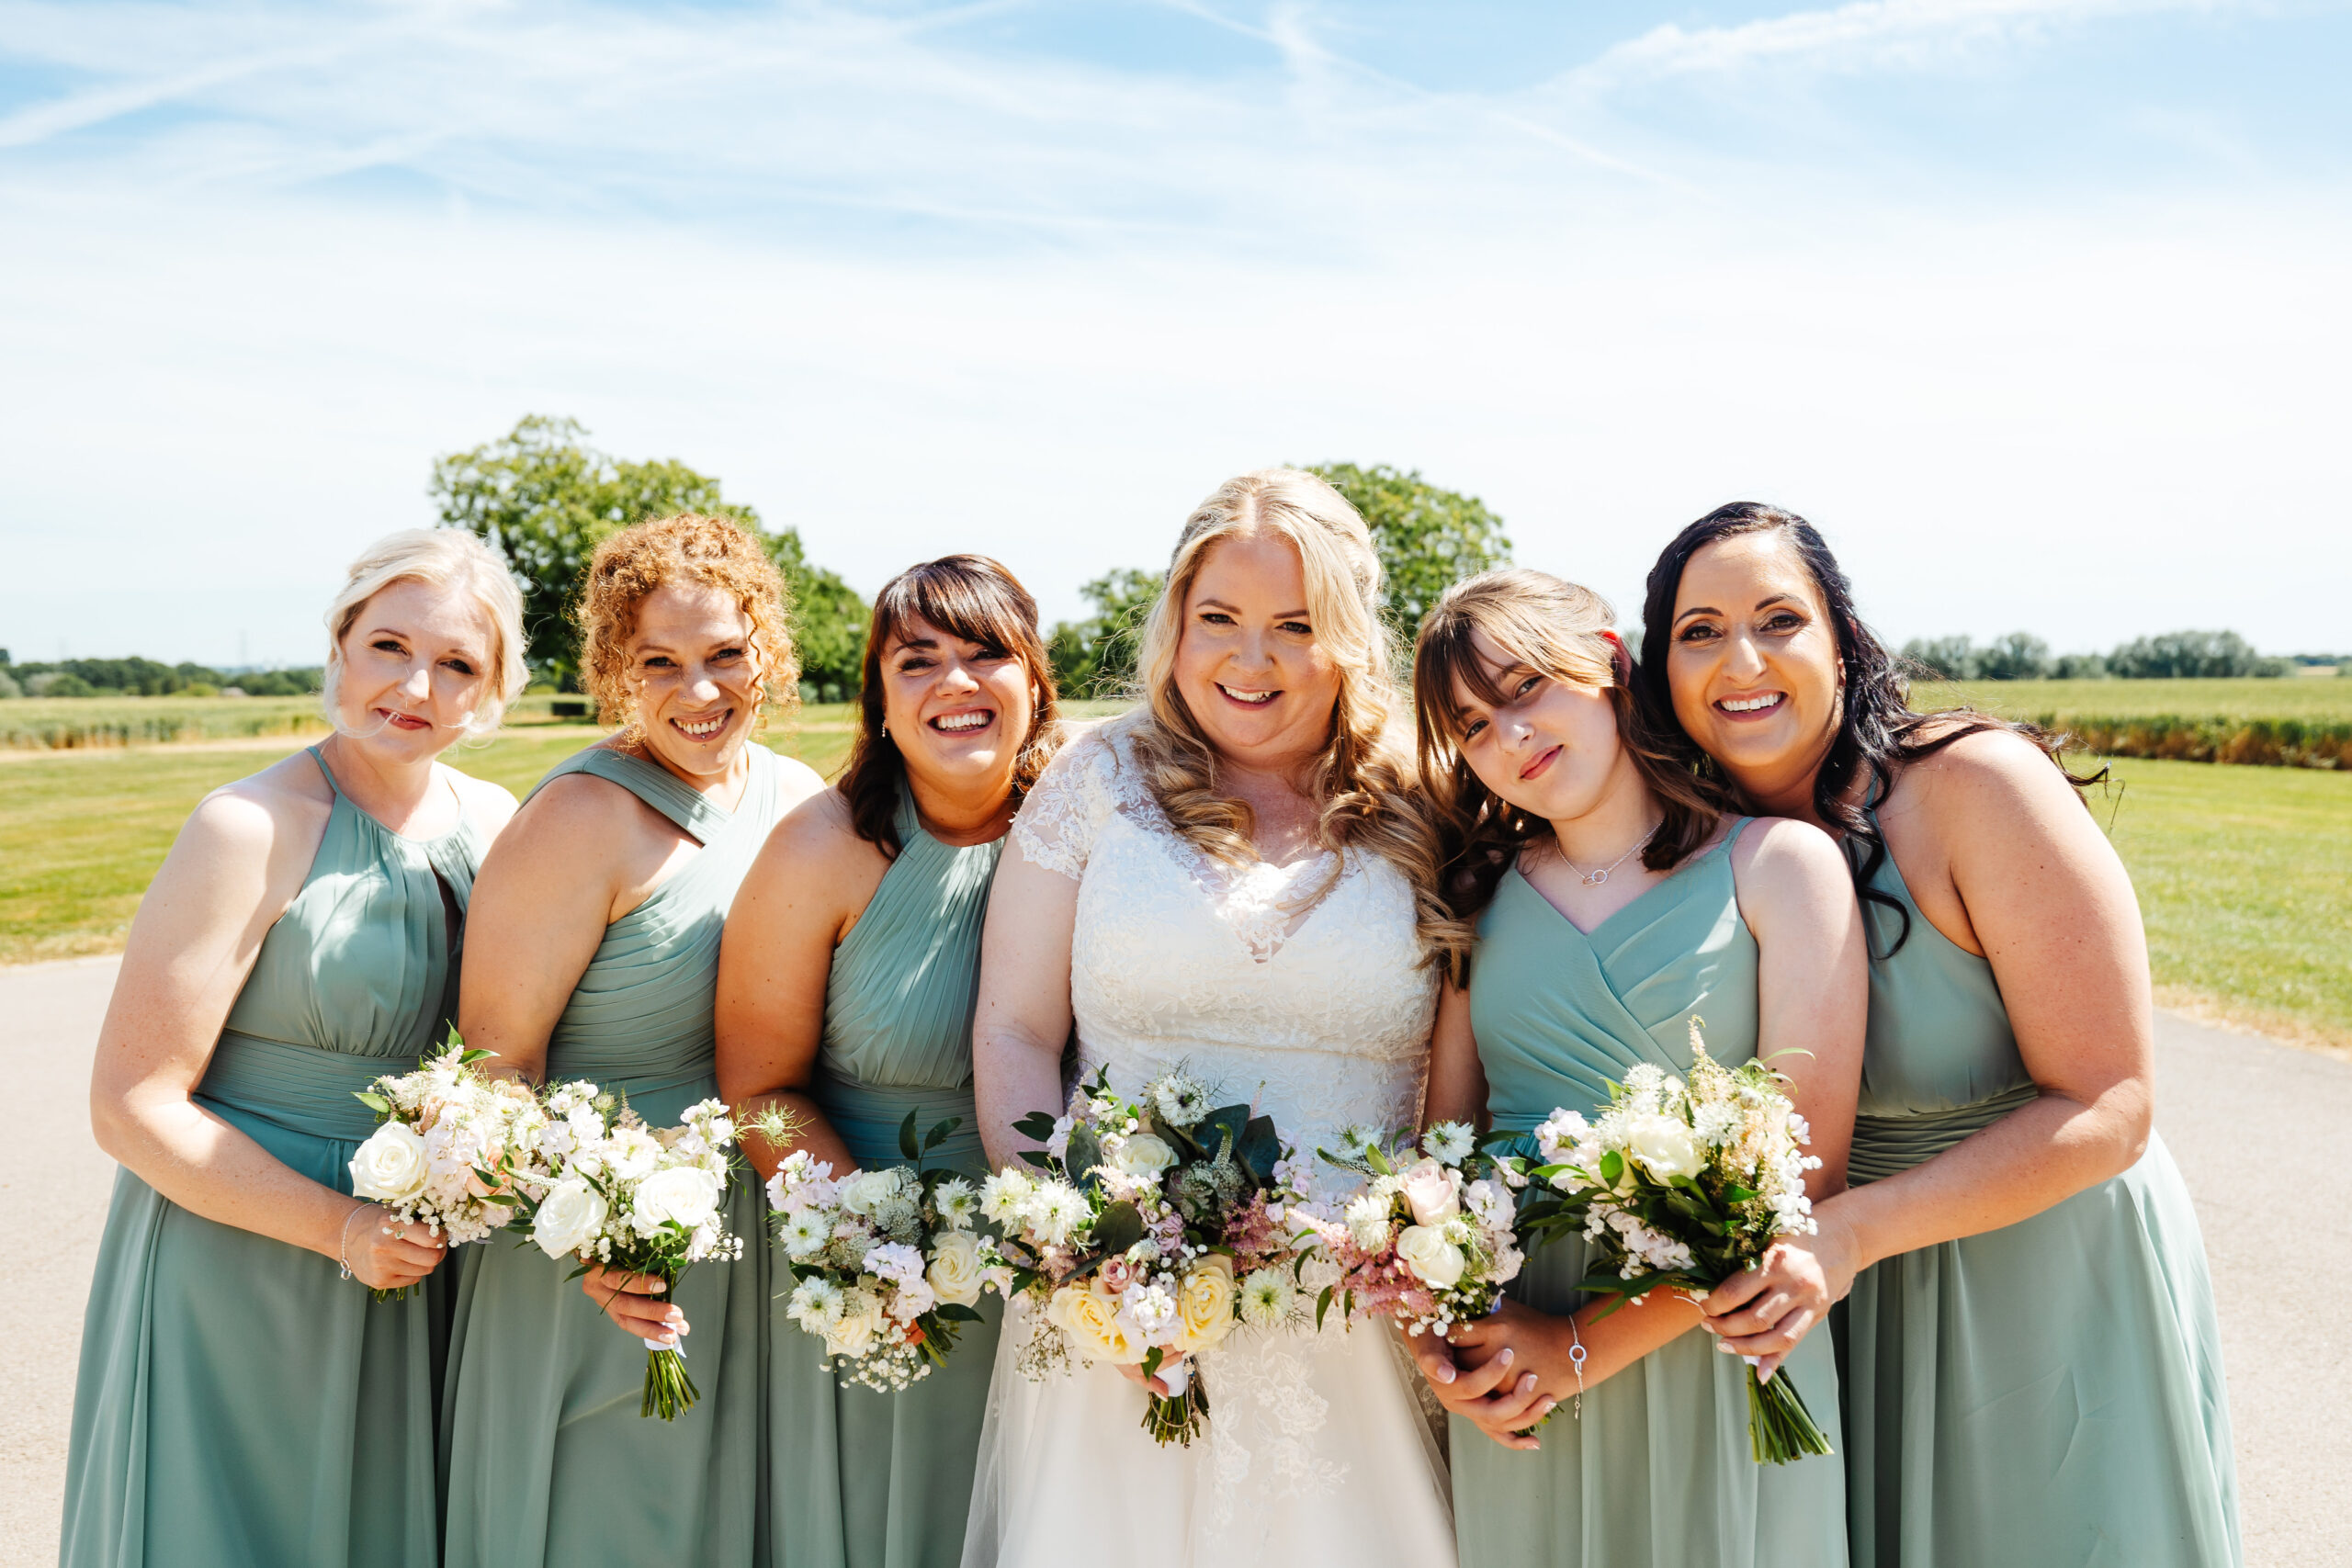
879, 719, 888, 738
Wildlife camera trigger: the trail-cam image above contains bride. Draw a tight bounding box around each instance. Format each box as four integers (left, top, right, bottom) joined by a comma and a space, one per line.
963, 468, 1459, 1566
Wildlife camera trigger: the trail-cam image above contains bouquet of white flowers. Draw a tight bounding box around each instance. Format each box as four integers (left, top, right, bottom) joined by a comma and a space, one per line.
523, 1086, 745, 1420
1510, 1019, 1832, 1464
768, 1111, 1012, 1393
1301, 1120, 1523, 1338
988, 1067, 1315, 1446
346, 1032, 549, 1300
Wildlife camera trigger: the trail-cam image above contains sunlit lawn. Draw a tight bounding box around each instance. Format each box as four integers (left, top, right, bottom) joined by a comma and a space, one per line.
4, 716, 2344, 1049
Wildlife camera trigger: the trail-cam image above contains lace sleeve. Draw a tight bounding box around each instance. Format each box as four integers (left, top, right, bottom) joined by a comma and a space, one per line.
1010, 729, 1115, 881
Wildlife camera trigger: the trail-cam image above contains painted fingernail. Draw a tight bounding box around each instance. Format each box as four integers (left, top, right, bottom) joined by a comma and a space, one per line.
1717, 1338, 1735, 1352
1498, 1348, 1513, 1368
1435, 1363, 1455, 1383
650, 1280, 666, 1292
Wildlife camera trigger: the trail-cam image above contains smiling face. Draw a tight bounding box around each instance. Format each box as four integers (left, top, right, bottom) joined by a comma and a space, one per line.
1664, 530, 1846, 808
625, 581, 769, 783
1170, 530, 1344, 775
332, 576, 497, 763
1448, 630, 1638, 828
879, 613, 1037, 802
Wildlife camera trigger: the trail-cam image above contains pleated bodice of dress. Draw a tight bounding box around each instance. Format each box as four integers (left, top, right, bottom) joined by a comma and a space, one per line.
1456, 821, 1851, 1568
63, 746, 488, 1568
534, 743, 781, 1117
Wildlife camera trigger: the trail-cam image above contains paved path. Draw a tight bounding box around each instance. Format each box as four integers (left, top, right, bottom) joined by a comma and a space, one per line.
4, 958, 2346, 1567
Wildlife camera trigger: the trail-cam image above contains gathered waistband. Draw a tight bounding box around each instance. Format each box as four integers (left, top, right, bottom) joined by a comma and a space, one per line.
815, 1067, 981, 1171
196, 1032, 399, 1144
1849, 1083, 2041, 1183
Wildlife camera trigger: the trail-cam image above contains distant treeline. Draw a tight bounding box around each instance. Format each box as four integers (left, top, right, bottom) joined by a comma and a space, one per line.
1901, 629, 2344, 682
0, 650, 322, 700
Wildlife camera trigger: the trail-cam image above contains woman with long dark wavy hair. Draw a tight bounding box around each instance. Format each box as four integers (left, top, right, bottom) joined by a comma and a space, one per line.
1638, 504, 2239, 1568
717, 554, 1063, 1568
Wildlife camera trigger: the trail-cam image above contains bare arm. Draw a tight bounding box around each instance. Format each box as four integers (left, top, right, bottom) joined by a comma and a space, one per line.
1420, 979, 1487, 1129
1710, 734, 2147, 1353
1420, 817, 1868, 1445
87, 777, 444, 1291
715, 790, 875, 1183
456, 775, 634, 1085
972, 848, 1080, 1172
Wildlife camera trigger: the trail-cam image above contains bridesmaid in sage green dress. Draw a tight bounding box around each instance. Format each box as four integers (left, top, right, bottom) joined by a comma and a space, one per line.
62, 530, 526, 1567
1407, 570, 1867, 1568
439, 515, 824, 1568
716, 555, 1061, 1568
1643, 505, 2240, 1567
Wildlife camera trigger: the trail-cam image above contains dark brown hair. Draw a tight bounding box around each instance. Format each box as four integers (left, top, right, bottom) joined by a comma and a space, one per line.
1413, 569, 1736, 982
1634, 502, 2092, 955
838, 555, 1062, 859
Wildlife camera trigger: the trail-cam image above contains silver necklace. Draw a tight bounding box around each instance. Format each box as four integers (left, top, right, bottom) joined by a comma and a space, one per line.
1557, 823, 1658, 887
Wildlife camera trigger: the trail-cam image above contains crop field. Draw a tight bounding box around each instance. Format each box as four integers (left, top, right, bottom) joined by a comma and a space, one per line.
1918, 675, 2352, 723
0, 697, 2341, 1049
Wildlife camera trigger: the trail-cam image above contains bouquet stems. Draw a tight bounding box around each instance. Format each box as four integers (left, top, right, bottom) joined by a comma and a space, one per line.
1746, 1363, 1833, 1465
638, 1269, 700, 1421
1140, 1378, 1209, 1447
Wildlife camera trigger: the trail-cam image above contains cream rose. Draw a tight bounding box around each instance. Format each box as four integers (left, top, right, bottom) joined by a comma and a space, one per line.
1398, 1158, 1461, 1227
1174, 1256, 1237, 1352
1624, 1114, 1704, 1183
349, 1122, 431, 1205
1111, 1132, 1178, 1180
1060, 1281, 1146, 1364
1395, 1224, 1467, 1289
532, 1177, 608, 1258
824, 1290, 884, 1359
926, 1231, 987, 1308
633, 1165, 724, 1232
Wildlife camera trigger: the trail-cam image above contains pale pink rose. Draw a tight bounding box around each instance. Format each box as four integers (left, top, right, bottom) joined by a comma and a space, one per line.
1100, 1258, 1136, 1293
1399, 1159, 1461, 1227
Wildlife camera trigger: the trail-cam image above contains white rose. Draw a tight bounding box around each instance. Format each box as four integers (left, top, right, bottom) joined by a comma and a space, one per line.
349, 1122, 431, 1204
1395, 1224, 1468, 1289
1110, 1132, 1178, 1180
1624, 1114, 1704, 1183
533, 1178, 608, 1258
839, 1169, 899, 1216
824, 1290, 885, 1359
926, 1230, 987, 1308
633, 1165, 724, 1231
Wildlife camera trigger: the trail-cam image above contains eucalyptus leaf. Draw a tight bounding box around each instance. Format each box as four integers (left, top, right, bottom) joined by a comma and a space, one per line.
1091, 1200, 1145, 1257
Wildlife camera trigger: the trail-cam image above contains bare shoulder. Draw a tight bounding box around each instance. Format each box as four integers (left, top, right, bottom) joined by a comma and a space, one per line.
1893, 727, 2086, 840
766, 750, 829, 814
187, 750, 334, 856
1728, 814, 1848, 890
441, 763, 521, 836
498, 765, 650, 857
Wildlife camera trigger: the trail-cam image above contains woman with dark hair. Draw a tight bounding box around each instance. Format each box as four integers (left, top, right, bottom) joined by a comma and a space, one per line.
1405, 568, 1864, 1567
716, 554, 1063, 1568
1637, 504, 2239, 1568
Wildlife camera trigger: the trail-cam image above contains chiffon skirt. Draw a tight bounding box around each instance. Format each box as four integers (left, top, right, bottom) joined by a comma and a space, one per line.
961, 1293, 1458, 1567
1838, 1130, 2239, 1568
61, 1099, 449, 1568
439, 1078, 770, 1568
1451, 1236, 1849, 1568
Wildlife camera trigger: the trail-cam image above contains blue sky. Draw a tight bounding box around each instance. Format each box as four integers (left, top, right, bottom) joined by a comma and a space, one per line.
3, 0, 2348, 666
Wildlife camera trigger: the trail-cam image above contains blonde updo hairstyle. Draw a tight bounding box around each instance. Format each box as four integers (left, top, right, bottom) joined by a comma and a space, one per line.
578, 513, 799, 739
321, 528, 529, 739
1127, 468, 1449, 960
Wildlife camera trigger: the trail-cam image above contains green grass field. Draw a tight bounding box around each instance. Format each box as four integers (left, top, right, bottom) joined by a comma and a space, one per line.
1918, 676, 2352, 723
2, 704, 2342, 1048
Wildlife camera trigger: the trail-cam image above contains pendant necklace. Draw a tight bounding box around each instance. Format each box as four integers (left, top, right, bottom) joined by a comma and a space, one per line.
1559, 823, 1658, 887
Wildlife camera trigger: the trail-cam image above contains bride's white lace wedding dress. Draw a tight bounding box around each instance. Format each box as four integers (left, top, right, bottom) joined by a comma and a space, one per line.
960, 720, 1457, 1568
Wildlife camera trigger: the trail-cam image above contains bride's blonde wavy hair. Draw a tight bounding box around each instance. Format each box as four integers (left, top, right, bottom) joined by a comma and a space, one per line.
1125, 468, 1451, 964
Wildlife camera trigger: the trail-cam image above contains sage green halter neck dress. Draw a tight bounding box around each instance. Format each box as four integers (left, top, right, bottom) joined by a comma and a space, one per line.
441, 744, 783, 1568
1837, 809, 2239, 1567
771, 787, 1004, 1568
62, 746, 487, 1568
1455, 822, 1850, 1568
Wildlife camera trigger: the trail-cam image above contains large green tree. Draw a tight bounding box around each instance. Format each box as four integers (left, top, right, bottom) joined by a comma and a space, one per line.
1044, 464, 1511, 690
430, 416, 868, 694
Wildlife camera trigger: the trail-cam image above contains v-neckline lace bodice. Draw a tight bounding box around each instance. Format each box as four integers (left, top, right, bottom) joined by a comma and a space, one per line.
1010, 718, 1438, 1167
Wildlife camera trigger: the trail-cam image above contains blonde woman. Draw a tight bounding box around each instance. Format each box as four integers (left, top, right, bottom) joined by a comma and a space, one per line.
63, 530, 526, 1568
440, 513, 825, 1568
965, 469, 1458, 1567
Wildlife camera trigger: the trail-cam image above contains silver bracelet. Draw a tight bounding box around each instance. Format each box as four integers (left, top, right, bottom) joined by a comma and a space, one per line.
1566, 1314, 1588, 1419
337, 1203, 369, 1280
